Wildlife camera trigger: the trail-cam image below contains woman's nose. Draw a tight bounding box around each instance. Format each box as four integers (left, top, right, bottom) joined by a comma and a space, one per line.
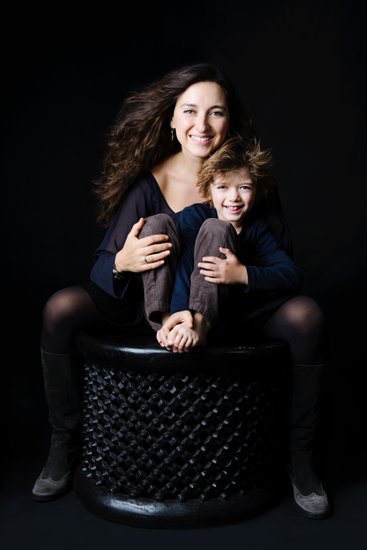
195, 114, 208, 133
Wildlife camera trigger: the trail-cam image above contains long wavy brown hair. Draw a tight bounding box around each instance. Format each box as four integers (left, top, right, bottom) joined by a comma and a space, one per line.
94, 63, 254, 226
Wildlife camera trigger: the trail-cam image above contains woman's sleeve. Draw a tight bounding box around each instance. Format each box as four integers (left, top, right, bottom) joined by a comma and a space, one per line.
90, 183, 152, 299
258, 181, 294, 258
245, 221, 302, 293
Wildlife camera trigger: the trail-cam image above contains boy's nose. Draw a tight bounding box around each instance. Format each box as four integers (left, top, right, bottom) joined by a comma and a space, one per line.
229, 189, 240, 201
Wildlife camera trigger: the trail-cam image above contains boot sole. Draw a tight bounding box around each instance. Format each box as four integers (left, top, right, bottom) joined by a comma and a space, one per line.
32, 483, 71, 502
293, 499, 331, 519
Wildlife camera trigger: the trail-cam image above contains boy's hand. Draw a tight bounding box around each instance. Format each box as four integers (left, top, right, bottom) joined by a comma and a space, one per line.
197, 247, 248, 285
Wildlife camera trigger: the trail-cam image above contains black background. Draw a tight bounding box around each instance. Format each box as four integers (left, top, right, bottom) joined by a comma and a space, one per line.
2, 0, 367, 545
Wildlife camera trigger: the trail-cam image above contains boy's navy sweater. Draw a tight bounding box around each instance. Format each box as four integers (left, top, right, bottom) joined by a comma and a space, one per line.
170, 203, 302, 313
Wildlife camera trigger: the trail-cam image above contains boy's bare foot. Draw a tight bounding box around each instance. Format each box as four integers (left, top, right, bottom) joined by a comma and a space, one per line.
192, 312, 210, 347
164, 312, 210, 353
157, 310, 193, 349
156, 311, 210, 353
165, 323, 199, 353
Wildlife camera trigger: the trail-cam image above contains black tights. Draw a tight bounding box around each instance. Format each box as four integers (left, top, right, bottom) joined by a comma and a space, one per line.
41, 286, 327, 365
262, 295, 327, 364
41, 286, 112, 353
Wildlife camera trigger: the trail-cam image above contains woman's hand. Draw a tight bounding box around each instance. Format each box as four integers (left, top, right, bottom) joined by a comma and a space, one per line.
114, 217, 172, 273
197, 247, 248, 285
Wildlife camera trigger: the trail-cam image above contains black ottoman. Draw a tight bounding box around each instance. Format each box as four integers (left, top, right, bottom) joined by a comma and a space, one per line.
74, 331, 290, 528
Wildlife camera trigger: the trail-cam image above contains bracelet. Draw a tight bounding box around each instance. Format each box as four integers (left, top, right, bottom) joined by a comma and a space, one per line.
112, 262, 124, 280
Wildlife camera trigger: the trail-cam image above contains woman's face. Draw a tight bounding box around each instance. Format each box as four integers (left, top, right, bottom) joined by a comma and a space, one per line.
171, 81, 230, 159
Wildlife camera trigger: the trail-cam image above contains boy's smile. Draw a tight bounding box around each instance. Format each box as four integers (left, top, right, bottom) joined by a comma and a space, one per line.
210, 167, 255, 232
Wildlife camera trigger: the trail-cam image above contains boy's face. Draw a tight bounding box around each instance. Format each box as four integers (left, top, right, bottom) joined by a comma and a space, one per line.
210, 167, 255, 232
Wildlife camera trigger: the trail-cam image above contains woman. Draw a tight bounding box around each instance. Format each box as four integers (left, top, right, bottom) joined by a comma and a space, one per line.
32, 63, 330, 519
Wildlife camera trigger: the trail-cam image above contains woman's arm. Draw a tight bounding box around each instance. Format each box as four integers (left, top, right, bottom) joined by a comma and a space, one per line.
90, 180, 171, 298
245, 221, 302, 293
257, 182, 294, 257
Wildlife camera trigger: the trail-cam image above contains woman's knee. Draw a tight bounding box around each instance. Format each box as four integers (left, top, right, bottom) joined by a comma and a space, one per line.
264, 295, 327, 364
41, 286, 102, 352
42, 289, 76, 332
281, 295, 325, 338
42, 286, 94, 334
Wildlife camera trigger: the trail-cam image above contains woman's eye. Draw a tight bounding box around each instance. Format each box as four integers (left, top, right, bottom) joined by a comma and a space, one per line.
210, 110, 224, 117
183, 109, 195, 114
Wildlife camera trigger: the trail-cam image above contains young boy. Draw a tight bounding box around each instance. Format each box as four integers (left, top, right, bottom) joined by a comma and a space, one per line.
155, 135, 302, 352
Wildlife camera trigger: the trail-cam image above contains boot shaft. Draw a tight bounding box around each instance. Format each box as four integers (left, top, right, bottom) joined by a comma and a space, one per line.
287, 362, 327, 454
41, 348, 82, 432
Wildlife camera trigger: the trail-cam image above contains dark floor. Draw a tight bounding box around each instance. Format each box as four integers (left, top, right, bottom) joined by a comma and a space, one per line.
1, 445, 366, 550
2, 329, 366, 550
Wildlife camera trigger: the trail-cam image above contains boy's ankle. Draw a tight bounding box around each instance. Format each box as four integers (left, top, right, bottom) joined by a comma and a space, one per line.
193, 313, 210, 346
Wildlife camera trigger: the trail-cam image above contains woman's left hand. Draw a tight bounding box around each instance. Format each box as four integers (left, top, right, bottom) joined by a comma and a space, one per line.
197, 247, 248, 285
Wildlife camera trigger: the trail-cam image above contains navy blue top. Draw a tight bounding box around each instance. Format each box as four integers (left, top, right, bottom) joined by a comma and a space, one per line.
90, 172, 294, 304
170, 203, 302, 313
90, 173, 177, 300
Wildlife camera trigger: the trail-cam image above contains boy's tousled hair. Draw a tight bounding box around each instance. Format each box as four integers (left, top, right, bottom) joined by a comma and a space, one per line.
197, 135, 274, 202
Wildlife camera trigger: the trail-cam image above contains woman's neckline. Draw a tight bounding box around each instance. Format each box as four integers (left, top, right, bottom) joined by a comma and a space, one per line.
148, 171, 176, 213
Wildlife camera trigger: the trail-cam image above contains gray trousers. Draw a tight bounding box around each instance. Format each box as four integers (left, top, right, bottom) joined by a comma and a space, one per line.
140, 214, 237, 330
189, 218, 238, 325
139, 214, 181, 330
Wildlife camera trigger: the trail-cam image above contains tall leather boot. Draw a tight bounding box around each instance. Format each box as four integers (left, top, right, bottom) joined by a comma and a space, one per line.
287, 362, 331, 519
32, 349, 82, 501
